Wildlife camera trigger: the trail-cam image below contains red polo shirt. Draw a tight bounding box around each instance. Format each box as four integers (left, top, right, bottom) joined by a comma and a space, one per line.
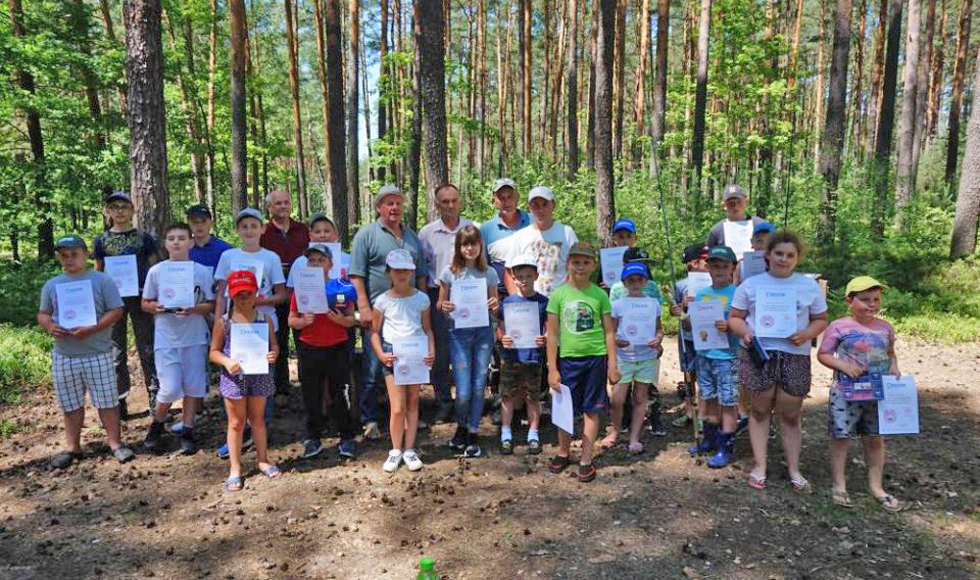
260, 218, 310, 273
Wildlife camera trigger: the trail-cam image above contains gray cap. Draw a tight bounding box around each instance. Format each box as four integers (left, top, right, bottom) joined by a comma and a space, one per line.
722, 184, 746, 201
373, 183, 404, 206
235, 207, 264, 225
309, 212, 336, 228
304, 243, 334, 259
528, 185, 554, 203
55, 234, 88, 250
492, 178, 517, 194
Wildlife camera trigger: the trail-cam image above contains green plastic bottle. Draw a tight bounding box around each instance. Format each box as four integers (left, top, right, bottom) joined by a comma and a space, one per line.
416, 556, 437, 579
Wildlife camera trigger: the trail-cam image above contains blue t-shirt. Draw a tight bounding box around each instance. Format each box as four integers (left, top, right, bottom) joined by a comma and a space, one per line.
326, 277, 358, 311
498, 293, 548, 364
693, 284, 739, 360
189, 235, 234, 272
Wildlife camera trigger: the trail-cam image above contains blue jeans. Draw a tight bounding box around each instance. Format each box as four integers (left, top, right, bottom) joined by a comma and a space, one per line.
449, 326, 494, 431
358, 326, 384, 425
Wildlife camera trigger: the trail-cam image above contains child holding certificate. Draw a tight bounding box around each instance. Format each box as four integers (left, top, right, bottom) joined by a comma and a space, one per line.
437, 226, 500, 458
546, 242, 619, 483
141, 224, 216, 455
728, 231, 828, 492
38, 235, 134, 468
604, 262, 664, 454
817, 276, 902, 511
497, 254, 549, 455
372, 249, 436, 473
669, 244, 707, 429
288, 244, 359, 461
209, 270, 280, 491
688, 246, 741, 468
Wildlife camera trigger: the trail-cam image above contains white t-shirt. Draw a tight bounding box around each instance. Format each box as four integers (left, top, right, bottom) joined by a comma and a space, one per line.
496, 222, 578, 296
142, 261, 216, 349
374, 289, 431, 341
214, 247, 286, 331
436, 265, 500, 290
731, 272, 828, 355
611, 296, 662, 362
285, 251, 351, 288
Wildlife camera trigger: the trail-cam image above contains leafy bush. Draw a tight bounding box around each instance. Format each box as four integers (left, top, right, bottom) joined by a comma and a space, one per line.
0, 258, 61, 326
0, 323, 52, 404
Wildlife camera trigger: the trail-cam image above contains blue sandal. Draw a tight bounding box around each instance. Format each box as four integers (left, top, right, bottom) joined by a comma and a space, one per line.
224, 476, 243, 492
261, 465, 281, 480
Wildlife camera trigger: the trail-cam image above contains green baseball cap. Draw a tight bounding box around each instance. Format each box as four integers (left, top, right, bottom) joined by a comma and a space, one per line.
706, 245, 737, 264
55, 234, 88, 250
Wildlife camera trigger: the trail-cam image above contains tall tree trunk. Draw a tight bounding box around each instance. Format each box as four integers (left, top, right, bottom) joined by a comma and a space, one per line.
586, 3, 598, 169
229, 0, 247, 214
540, 0, 551, 151
595, 0, 617, 244
346, 0, 361, 227
812, 0, 828, 171
911, 0, 935, 172
566, 0, 580, 179
950, 42, 980, 257
163, 6, 207, 204
419, 0, 448, 222
632, 0, 651, 169
476, 0, 486, 179
99, 0, 129, 120
284, 0, 307, 220
865, 0, 888, 157
497, 0, 511, 174
323, 0, 348, 243
871, 0, 903, 238
691, 0, 712, 209
377, 0, 388, 183
650, 0, 669, 177
945, 0, 973, 185
521, 0, 532, 156
786, 0, 805, 88
9, 0, 53, 257
611, 0, 627, 159
849, 0, 867, 157
206, 0, 218, 215
313, 0, 332, 205
360, 40, 373, 184
818, 0, 853, 245
70, 0, 110, 197
407, 5, 423, 229
894, 0, 921, 215
926, 0, 947, 139
124, 0, 171, 238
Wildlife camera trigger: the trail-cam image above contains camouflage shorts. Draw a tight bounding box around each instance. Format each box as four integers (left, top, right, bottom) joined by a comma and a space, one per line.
499, 359, 544, 399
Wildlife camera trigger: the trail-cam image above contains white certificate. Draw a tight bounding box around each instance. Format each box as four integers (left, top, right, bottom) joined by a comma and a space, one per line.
450, 279, 489, 328
104, 255, 139, 297
503, 302, 540, 349
740, 251, 767, 281
755, 286, 797, 338
684, 272, 712, 298
309, 242, 343, 280
619, 298, 658, 346
229, 322, 269, 375
599, 246, 628, 286
229, 258, 264, 289
550, 383, 575, 435
723, 220, 754, 259
293, 266, 328, 314
56, 280, 98, 329
878, 375, 919, 435
158, 262, 195, 309
392, 336, 430, 386
689, 300, 729, 351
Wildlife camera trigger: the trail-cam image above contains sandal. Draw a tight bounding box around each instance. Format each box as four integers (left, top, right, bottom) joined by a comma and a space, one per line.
224, 476, 243, 492
628, 441, 644, 455
261, 465, 282, 480
548, 455, 570, 474
790, 475, 812, 494
577, 462, 597, 483
831, 489, 853, 508
747, 472, 767, 490
876, 494, 902, 512
598, 431, 619, 449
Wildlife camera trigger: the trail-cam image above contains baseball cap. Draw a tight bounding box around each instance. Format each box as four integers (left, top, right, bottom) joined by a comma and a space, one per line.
105, 191, 132, 205
706, 245, 737, 263
185, 204, 212, 219
227, 270, 258, 297
506, 253, 538, 270
621, 262, 650, 281
235, 208, 264, 225
304, 243, 334, 259
373, 183, 404, 207
845, 276, 885, 296
753, 221, 776, 235
622, 247, 652, 263
682, 243, 708, 263
613, 218, 636, 233
568, 241, 597, 259
722, 184, 746, 201
309, 212, 336, 228
528, 186, 555, 203
54, 234, 87, 250
492, 178, 517, 194
385, 249, 416, 270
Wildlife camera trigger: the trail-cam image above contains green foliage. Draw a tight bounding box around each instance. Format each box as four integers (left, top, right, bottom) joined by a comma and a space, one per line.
0, 323, 51, 404
0, 258, 60, 326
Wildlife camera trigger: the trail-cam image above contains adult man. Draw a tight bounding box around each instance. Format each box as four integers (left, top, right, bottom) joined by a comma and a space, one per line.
349, 184, 427, 439
481, 178, 531, 292
497, 186, 578, 297
704, 184, 764, 259
259, 190, 310, 393
186, 204, 233, 274
418, 183, 475, 423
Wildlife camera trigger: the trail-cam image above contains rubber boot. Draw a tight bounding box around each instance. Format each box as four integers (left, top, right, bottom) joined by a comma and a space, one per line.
708, 431, 735, 468
688, 422, 719, 456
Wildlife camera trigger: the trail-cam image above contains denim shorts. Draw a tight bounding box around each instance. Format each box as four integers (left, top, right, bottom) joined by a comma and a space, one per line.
697, 355, 739, 407
678, 339, 697, 373
828, 387, 880, 438
558, 355, 608, 415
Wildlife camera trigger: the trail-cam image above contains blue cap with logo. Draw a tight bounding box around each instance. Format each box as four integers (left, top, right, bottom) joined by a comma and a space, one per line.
613, 218, 636, 233
621, 261, 650, 281
753, 221, 776, 235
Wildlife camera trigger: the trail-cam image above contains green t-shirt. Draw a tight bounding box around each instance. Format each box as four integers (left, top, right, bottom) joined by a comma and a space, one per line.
546, 282, 613, 358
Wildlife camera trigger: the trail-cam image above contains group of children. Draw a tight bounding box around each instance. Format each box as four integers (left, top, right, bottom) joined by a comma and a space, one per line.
39, 193, 902, 507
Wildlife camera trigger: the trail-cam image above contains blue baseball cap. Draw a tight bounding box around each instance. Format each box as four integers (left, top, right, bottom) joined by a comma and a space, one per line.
621, 262, 650, 281
55, 234, 88, 250
753, 221, 776, 235
613, 218, 636, 233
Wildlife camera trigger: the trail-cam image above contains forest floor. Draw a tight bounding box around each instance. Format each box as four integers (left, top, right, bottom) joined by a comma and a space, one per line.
1, 336, 979, 580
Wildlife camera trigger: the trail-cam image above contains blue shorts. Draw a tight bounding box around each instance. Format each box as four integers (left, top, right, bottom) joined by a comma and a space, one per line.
558, 356, 608, 415
696, 356, 739, 407
678, 339, 697, 373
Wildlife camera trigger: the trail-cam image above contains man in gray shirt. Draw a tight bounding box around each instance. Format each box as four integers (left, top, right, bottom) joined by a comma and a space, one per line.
349, 184, 427, 438
704, 184, 764, 258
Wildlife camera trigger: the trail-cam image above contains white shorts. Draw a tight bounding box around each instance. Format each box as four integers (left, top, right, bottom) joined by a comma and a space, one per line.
154, 345, 209, 404
52, 352, 118, 412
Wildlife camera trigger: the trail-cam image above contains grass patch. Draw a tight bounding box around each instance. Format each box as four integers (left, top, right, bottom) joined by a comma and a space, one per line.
0, 323, 52, 404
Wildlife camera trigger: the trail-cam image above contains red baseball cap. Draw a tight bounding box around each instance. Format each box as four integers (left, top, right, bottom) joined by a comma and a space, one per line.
227, 270, 258, 297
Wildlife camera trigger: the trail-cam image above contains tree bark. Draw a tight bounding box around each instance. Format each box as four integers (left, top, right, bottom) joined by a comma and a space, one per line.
950, 42, 980, 257
99, 0, 129, 120
611, 0, 627, 159
632, 0, 651, 169
911, 0, 935, 172
586, 3, 598, 169
323, 0, 348, 243
567, 0, 580, 179
283, 0, 307, 220
476, 0, 486, 179
691, 0, 712, 207
865, 0, 887, 157
818, 0, 853, 245
521, 0, 532, 156
163, 6, 207, 204
377, 0, 389, 183
206, 0, 218, 215
595, 0, 617, 244
871, 0, 903, 238
497, 0, 511, 174
407, 4, 422, 229
849, 0, 867, 157
229, 0, 248, 214
124, 0, 171, 239
812, 0, 828, 171
945, 0, 973, 185
926, 0, 947, 139
418, 0, 448, 222
650, 0, 669, 177
894, 0, 921, 214
347, 0, 361, 227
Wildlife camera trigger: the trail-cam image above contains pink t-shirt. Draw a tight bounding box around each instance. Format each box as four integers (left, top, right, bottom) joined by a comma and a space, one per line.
818, 317, 895, 385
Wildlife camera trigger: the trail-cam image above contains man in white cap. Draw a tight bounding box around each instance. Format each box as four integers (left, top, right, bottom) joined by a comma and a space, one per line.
418, 183, 474, 423
704, 184, 764, 260
481, 178, 531, 291
496, 185, 578, 297
349, 184, 427, 439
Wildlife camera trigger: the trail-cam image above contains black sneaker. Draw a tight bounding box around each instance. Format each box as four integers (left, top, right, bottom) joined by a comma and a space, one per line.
500, 439, 514, 455
434, 405, 454, 424
144, 420, 166, 451
448, 425, 467, 451
303, 439, 324, 458
649, 418, 667, 437
527, 439, 542, 455
179, 429, 197, 455
118, 399, 129, 421
464, 439, 483, 458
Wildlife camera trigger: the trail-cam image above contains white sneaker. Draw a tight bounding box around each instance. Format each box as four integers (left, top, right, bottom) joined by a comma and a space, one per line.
402, 448, 424, 471
382, 449, 403, 473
